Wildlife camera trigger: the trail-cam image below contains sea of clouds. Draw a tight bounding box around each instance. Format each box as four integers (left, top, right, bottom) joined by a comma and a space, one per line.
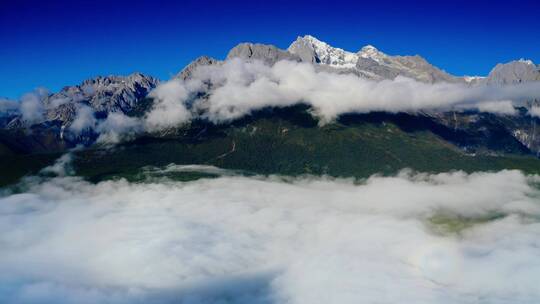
1, 160, 540, 303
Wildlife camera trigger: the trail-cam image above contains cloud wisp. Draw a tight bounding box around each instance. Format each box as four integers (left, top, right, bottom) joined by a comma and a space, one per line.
1, 168, 539, 303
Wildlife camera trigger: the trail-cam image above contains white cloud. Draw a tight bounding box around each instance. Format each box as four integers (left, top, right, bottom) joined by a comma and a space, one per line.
145, 79, 203, 130
19, 89, 48, 124
146, 59, 540, 130
95, 112, 142, 144
69, 105, 97, 133
1, 168, 539, 303
39, 153, 74, 177
475, 100, 517, 115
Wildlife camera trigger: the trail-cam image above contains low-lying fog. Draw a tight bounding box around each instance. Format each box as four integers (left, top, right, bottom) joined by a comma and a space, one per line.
1, 162, 539, 303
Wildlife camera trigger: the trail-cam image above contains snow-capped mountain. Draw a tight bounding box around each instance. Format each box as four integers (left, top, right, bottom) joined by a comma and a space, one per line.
226, 35, 540, 85
287, 35, 392, 69
358, 45, 387, 63
287, 35, 358, 68
288, 35, 461, 83
221, 35, 461, 83
188, 35, 540, 86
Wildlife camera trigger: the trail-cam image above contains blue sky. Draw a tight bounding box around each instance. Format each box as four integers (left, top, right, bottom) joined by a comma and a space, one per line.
1, 0, 539, 99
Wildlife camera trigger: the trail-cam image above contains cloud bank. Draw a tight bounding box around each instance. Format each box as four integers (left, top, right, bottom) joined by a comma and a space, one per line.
145, 59, 540, 130
1, 168, 540, 303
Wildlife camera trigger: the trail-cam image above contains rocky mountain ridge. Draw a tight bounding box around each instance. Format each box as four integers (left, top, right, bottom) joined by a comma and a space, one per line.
3, 73, 158, 129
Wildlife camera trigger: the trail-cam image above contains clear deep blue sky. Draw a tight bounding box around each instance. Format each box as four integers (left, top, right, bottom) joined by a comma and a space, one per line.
1, 0, 539, 99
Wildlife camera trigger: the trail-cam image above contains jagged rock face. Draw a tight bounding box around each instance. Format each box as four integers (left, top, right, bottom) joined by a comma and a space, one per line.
390, 55, 460, 83
5, 117, 25, 129
424, 108, 540, 155
227, 43, 300, 65
45, 102, 78, 124
175, 56, 221, 80
37, 72, 158, 128
4, 72, 158, 134
287, 36, 320, 64
48, 73, 159, 115
1, 73, 158, 151
512, 127, 540, 154
485, 60, 540, 85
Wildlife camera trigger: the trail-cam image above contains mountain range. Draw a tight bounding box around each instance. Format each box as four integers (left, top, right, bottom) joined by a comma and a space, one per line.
3, 35, 540, 129
2, 35, 540, 186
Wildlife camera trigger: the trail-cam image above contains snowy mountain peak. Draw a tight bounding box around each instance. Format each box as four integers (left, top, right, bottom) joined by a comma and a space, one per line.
288, 35, 358, 68
360, 44, 378, 52
288, 36, 391, 68
298, 35, 328, 47
287, 35, 458, 82
358, 45, 387, 63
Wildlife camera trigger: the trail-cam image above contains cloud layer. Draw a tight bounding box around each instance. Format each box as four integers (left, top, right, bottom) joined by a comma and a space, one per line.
1, 167, 539, 303
145, 59, 540, 130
